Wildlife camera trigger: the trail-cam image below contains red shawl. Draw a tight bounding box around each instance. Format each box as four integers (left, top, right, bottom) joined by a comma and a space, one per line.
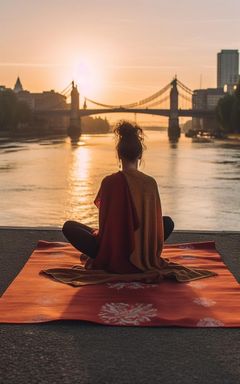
91, 172, 141, 273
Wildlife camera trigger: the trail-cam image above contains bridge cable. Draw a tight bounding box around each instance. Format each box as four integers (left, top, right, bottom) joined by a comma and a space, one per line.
147, 95, 170, 108
176, 79, 193, 95
179, 92, 192, 104
61, 84, 73, 97
85, 82, 172, 109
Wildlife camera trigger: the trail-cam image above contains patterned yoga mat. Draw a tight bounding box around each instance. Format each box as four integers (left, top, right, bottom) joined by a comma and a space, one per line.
0, 240, 239, 327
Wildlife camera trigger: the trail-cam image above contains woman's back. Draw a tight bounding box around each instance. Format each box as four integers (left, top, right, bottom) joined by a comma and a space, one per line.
92, 169, 164, 273
122, 169, 164, 270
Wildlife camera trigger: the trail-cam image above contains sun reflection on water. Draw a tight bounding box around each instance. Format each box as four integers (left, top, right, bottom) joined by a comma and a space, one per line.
66, 142, 98, 224
72, 143, 90, 182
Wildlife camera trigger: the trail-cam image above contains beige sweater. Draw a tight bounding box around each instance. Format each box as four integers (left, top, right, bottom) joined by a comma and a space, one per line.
123, 170, 166, 271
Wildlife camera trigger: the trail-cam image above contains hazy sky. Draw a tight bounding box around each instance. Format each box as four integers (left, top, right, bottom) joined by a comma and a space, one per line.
0, 0, 239, 106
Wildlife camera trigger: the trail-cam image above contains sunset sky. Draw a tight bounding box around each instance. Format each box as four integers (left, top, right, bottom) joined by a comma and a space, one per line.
1, 0, 239, 113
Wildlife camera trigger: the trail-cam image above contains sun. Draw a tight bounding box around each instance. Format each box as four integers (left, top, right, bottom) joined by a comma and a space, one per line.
71, 57, 104, 101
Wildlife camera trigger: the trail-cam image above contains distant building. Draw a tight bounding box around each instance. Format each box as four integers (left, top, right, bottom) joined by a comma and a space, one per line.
217, 50, 239, 92
13, 78, 67, 112
32, 90, 67, 111
13, 77, 23, 93
16, 90, 35, 110
193, 88, 225, 111
0, 85, 12, 92
12, 77, 69, 134
192, 88, 225, 131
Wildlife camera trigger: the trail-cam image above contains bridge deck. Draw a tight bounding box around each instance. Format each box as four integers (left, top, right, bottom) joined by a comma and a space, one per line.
35, 108, 215, 118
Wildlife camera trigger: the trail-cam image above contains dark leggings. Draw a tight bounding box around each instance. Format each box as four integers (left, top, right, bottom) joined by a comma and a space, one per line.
62, 216, 174, 259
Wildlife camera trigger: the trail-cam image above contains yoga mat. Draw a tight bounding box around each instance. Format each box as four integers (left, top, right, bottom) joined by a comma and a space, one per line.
0, 241, 239, 327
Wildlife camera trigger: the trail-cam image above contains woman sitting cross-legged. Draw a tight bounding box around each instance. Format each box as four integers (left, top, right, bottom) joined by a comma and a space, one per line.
43, 120, 217, 286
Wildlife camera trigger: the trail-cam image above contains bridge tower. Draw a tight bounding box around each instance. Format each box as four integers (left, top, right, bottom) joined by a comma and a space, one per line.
168, 78, 180, 142
68, 81, 81, 141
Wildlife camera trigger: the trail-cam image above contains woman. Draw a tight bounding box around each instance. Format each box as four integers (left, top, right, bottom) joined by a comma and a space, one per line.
62, 120, 174, 271
43, 121, 217, 286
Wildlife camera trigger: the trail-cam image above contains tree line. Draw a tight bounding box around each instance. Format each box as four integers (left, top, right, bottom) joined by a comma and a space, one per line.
216, 82, 240, 134
82, 116, 110, 133
0, 90, 32, 132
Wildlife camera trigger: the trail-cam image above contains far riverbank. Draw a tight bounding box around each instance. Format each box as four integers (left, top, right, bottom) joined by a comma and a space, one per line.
0, 128, 240, 142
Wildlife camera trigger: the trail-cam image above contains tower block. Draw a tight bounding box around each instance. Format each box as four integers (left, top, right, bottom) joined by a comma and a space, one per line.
68, 81, 81, 140
168, 78, 180, 142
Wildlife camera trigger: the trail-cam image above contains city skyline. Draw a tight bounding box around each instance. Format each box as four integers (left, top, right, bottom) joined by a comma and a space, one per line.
1, 0, 240, 107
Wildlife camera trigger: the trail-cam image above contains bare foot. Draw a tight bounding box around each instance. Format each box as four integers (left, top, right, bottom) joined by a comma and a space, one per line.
80, 253, 89, 262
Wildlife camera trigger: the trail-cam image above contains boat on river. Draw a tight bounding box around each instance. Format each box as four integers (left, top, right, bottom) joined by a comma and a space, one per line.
192, 132, 214, 143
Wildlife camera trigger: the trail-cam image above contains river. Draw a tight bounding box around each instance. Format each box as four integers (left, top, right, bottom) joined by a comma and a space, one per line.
0, 131, 239, 230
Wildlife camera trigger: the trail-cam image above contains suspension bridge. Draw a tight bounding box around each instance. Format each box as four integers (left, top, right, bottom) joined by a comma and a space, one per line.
36, 77, 215, 141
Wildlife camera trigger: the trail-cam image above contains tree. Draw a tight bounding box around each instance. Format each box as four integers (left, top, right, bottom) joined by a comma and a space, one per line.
0, 90, 32, 133
0, 90, 17, 131
216, 94, 235, 133
231, 83, 240, 133
16, 100, 32, 124
82, 116, 110, 133
216, 82, 240, 134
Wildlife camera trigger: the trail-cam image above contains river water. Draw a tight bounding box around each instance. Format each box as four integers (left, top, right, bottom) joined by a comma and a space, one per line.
0, 131, 239, 230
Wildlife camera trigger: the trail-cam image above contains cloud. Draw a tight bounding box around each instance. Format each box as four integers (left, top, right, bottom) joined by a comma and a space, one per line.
117, 18, 135, 23
202, 65, 215, 69
185, 18, 239, 24
107, 65, 187, 70
104, 82, 154, 92
0, 62, 67, 68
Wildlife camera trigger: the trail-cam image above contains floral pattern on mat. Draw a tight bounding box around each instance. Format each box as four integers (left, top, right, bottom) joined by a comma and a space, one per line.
31, 314, 51, 322
197, 318, 224, 327
98, 303, 158, 325
106, 282, 158, 290
187, 281, 207, 289
193, 297, 216, 307
36, 296, 59, 305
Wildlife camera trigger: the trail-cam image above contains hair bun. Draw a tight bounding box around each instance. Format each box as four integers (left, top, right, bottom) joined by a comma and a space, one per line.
114, 120, 145, 162
115, 121, 138, 139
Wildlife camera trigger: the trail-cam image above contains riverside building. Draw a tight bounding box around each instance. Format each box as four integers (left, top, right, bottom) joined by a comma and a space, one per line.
192, 88, 225, 131
13, 77, 69, 134
217, 50, 239, 92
